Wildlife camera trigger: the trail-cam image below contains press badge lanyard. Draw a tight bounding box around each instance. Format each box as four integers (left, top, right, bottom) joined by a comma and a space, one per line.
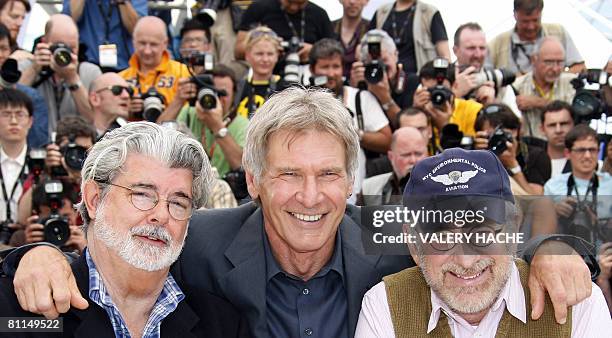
283, 9, 305, 42
389, 3, 416, 45
0, 154, 27, 221
97, 0, 114, 43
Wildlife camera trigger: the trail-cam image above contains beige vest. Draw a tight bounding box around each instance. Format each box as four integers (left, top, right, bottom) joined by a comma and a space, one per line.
383, 259, 572, 338
488, 23, 566, 69
375, 0, 439, 71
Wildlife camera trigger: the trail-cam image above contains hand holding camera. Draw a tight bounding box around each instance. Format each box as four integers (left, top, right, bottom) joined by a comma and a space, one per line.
129, 92, 144, 115
24, 215, 44, 244
176, 78, 198, 103
555, 196, 577, 218
453, 65, 478, 98
32, 42, 52, 73
195, 96, 224, 132
597, 242, 612, 280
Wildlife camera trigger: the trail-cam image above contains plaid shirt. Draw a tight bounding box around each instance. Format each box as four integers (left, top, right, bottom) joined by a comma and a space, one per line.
85, 249, 185, 338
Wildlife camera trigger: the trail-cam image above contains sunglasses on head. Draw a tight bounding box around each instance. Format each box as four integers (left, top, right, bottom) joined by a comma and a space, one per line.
96, 85, 134, 97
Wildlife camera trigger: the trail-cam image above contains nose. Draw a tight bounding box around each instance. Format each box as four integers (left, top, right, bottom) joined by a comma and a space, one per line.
452, 251, 481, 269
146, 200, 171, 225
295, 175, 323, 208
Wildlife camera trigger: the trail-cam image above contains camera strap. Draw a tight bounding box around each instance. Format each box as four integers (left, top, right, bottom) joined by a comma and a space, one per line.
354, 89, 365, 131
283, 9, 305, 42
567, 174, 599, 213
389, 2, 416, 46
97, 0, 114, 43
0, 151, 28, 221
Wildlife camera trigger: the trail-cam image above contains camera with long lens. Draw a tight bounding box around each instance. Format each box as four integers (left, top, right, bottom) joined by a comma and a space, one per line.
50, 136, 88, 177
473, 67, 516, 90
571, 69, 611, 124
181, 51, 215, 72
440, 123, 474, 150
363, 34, 385, 85
141, 87, 166, 123
488, 125, 513, 155
39, 180, 70, 246
280, 36, 303, 84
49, 43, 73, 67
190, 0, 218, 27
189, 73, 227, 110
0, 58, 21, 88
427, 58, 454, 108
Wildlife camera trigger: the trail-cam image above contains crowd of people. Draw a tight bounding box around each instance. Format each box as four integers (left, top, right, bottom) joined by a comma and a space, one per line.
0, 0, 611, 337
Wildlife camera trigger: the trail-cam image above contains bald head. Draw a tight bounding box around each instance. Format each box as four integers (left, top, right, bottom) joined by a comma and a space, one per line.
89, 72, 131, 123
389, 127, 429, 179
45, 14, 79, 53
534, 36, 564, 58
133, 16, 167, 41
90, 72, 129, 94
533, 36, 565, 85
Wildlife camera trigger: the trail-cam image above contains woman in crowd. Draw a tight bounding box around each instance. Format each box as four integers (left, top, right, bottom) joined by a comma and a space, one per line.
0, 0, 31, 60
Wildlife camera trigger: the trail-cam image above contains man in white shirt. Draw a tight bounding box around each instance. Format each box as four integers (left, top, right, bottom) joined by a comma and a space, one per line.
0, 88, 33, 242
355, 148, 612, 337
541, 100, 574, 177
309, 38, 391, 203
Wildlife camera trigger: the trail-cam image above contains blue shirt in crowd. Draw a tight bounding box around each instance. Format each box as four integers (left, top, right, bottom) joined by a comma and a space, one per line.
62, 0, 148, 70
544, 171, 612, 219
16, 83, 48, 148
264, 230, 348, 338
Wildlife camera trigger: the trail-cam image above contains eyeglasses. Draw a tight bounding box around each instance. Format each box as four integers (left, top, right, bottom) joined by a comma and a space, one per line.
107, 182, 193, 221
571, 147, 598, 155
0, 110, 29, 121
95, 85, 134, 97
541, 60, 565, 67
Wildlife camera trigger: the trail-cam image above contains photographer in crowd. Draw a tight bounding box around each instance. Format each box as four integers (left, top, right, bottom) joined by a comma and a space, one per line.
178, 18, 214, 74
89, 72, 131, 138
308, 38, 391, 200
488, 0, 584, 75
513, 36, 577, 140
18, 14, 100, 135
0, 88, 32, 245
397, 107, 440, 155
235, 26, 281, 120
452, 22, 519, 114
413, 58, 482, 141
333, 0, 370, 81
541, 100, 575, 177
544, 125, 612, 232
176, 65, 248, 179
474, 103, 551, 195
120, 16, 189, 122
369, 0, 450, 75
235, 0, 334, 63
0, 0, 30, 59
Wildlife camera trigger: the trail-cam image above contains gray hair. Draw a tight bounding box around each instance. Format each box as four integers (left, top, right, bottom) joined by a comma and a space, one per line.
243, 86, 359, 181
77, 121, 213, 230
359, 29, 397, 62
533, 36, 564, 58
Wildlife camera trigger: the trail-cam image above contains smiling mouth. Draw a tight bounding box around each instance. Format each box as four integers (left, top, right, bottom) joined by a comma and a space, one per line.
449, 268, 486, 280
290, 212, 324, 222
134, 234, 168, 246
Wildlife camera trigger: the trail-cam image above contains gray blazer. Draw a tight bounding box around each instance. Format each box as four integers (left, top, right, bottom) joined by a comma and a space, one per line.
173, 202, 413, 338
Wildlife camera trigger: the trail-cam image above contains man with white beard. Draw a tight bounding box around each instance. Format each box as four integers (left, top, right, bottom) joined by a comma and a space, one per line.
0, 122, 246, 337
355, 148, 612, 337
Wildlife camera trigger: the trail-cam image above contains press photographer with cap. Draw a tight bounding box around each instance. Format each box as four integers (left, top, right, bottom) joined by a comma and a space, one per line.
356, 148, 612, 337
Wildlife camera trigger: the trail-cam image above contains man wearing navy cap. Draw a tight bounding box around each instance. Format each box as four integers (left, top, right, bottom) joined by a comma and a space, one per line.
355, 148, 612, 337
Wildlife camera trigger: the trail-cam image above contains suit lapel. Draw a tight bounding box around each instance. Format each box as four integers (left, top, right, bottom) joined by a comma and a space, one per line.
340, 209, 382, 338
160, 301, 199, 338
221, 208, 268, 337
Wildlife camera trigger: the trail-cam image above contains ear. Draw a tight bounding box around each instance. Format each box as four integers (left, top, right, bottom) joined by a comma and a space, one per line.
452, 45, 459, 56
245, 170, 260, 200
89, 92, 100, 108
82, 180, 102, 220
564, 148, 570, 158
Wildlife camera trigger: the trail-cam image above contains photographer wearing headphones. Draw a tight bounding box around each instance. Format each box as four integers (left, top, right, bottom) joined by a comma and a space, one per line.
474, 103, 551, 195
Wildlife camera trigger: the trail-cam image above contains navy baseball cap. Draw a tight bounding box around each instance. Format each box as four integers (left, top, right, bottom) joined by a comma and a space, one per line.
403, 148, 514, 229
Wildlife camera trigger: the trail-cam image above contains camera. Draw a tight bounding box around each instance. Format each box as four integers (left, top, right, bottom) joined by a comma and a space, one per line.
39, 180, 70, 246
190, 73, 227, 109
427, 58, 454, 108
181, 51, 215, 72
440, 124, 474, 150
49, 43, 73, 67
571, 69, 611, 123
0, 58, 21, 88
473, 67, 516, 90
488, 125, 513, 155
281, 36, 303, 84
363, 34, 385, 85
50, 136, 88, 177
141, 87, 166, 123
28, 148, 47, 182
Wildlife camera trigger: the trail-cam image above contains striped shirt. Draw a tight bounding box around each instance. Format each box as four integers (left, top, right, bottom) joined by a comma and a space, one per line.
85, 249, 185, 338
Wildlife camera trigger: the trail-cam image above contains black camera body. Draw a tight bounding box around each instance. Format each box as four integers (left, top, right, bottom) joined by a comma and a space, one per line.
427, 58, 453, 108
49, 43, 73, 67
39, 180, 70, 246
50, 137, 88, 177
0, 58, 21, 88
363, 35, 385, 85
141, 87, 167, 122
190, 73, 227, 110
28, 148, 47, 181
0, 219, 13, 244
182, 51, 215, 72
571, 69, 611, 123
281, 36, 303, 84
488, 125, 513, 155
440, 123, 474, 150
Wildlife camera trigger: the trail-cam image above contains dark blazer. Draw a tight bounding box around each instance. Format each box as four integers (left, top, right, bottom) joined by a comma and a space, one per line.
174, 202, 414, 338
0, 255, 247, 338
